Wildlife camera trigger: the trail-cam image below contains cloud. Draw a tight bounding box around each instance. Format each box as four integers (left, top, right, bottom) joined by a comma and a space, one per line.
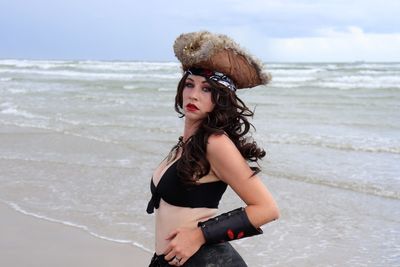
1, 0, 399, 61
225, 0, 400, 37
263, 26, 400, 62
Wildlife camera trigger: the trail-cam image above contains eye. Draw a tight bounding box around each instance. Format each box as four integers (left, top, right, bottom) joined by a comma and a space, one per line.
202, 87, 212, 93
184, 82, 194, 88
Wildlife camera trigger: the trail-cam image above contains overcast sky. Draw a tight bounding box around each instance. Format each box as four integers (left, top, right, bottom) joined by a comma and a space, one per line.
1, 0, 399, 62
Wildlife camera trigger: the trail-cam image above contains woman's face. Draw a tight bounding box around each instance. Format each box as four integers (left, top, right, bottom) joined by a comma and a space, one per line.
182, 74, 215, 121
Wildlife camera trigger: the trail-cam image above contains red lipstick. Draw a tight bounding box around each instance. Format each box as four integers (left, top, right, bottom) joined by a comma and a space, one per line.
186, 103, 199, 112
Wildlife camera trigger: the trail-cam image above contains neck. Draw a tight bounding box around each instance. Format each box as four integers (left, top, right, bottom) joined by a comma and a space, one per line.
183, 118, 202, 142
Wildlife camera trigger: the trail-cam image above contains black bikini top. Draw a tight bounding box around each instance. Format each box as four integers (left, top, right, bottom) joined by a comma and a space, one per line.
146, 159, 227, 214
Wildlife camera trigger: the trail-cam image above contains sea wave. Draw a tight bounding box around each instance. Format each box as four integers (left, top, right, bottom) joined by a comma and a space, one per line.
325, 63, 400, 71
0, 200, 152, 253
72, 61, 180, 72
270, 69, 323, 75
358, 70, 400, 75
329, 75, 400, 84
266, 171, 400, 200
6, 88, 28, 94
313, 81, 400, 90
0, 68, 180, 80
0, 59, 70, 69
0, 59, 180, 72
0, 102, 48, 120
271, 76, 316, 83
264, 133, 400, 154
269, 83, 305, 88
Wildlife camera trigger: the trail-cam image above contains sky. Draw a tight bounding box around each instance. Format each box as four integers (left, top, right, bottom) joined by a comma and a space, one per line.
1, 0, 400, 62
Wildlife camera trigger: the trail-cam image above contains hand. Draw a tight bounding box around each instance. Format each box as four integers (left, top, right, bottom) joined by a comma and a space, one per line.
163, 227, 206, 266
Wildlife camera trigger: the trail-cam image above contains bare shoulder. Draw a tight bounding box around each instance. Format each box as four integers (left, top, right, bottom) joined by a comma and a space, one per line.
207, 133, 237, 155
206, 134, 251, 182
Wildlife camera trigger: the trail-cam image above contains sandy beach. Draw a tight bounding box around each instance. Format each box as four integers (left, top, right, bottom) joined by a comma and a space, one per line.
0, 202, 152, 267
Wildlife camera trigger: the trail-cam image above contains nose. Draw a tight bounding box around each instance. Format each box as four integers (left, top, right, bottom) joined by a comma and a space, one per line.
189, 94, 198, 101
188, 86, 200, 100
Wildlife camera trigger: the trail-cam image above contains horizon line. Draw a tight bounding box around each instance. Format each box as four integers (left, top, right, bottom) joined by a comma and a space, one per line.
1, 57, 399, 64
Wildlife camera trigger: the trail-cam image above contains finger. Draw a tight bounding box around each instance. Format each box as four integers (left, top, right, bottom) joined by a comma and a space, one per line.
165, 229, 179, 240
162, 240, 175, 257
175, 256, 186, 266
179, 257, 187, 266
164, 250, 176, 262
170, 258, 179, 266
170, 256, 182, 266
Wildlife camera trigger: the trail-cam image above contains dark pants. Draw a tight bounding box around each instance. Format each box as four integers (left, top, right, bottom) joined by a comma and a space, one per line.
148, 242, 247, 267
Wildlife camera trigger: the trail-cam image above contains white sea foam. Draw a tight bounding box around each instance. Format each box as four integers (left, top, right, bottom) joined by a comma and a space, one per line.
1, 200, 152, 253
265, 133, 400, 154
0, 68, 180, 80
158, 87, 175, 91
74, 61, 180, 72
0, 68, 131, 80
270, 68, 323, 75
314, 81, 400, 90
267, 172, 400, 200
0, 102, 14, 109
0, 59, 180, 74
269, 83, 304, 88
123, 85, 140, 90
6, 88, 28, 94
358, 70, 396, 75
356, 63, 400, 69
329, 63, 400, 70
0, 106, 47, 120
271, 76, 316, 83
0, 59, 69, 69
330, 75, 400, 84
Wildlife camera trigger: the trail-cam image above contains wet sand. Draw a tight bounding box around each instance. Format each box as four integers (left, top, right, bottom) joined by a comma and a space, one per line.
0, 202, 152, 267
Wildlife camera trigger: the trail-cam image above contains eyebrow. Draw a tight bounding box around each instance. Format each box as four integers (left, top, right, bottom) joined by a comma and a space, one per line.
186, 77, 210, 84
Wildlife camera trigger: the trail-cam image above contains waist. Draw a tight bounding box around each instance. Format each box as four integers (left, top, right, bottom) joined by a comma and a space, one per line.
155, 200, 218, 254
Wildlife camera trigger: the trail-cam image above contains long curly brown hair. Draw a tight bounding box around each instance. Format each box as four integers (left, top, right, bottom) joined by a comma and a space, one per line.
170, 72, 266, 185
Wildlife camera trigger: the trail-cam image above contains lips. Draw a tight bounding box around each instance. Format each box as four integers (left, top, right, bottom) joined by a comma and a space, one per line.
186, 103, 199, 112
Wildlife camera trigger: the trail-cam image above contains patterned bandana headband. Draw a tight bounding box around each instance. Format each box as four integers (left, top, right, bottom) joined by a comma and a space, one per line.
185, 68, 237, 92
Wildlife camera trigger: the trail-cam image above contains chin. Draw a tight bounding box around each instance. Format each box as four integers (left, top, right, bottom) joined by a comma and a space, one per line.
185, 112, 206, 121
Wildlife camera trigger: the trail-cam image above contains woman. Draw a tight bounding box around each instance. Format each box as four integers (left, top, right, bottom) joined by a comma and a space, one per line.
147, 31, 280, 266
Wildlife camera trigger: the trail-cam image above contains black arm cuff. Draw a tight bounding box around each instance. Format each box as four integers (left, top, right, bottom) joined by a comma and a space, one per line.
197, 207, 263, 244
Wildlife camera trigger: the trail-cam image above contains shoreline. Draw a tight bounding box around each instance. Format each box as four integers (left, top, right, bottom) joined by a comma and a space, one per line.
0, 201, 152, 267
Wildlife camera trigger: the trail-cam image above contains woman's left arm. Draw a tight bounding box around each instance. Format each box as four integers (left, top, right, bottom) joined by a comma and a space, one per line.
163, 134, 279, 265
207, 134, 280, 227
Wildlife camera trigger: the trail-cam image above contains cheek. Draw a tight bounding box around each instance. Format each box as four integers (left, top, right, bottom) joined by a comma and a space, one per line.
181, 89, 189, 101
206, 96, 215, 112
209, 103, 216, 112
182, 88, 187, 97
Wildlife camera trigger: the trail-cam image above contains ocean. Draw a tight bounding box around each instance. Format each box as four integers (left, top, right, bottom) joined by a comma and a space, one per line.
0, 59, 399, 266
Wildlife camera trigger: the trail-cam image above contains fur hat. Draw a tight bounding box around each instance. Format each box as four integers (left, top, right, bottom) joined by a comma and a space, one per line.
173, 31, 271, 89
